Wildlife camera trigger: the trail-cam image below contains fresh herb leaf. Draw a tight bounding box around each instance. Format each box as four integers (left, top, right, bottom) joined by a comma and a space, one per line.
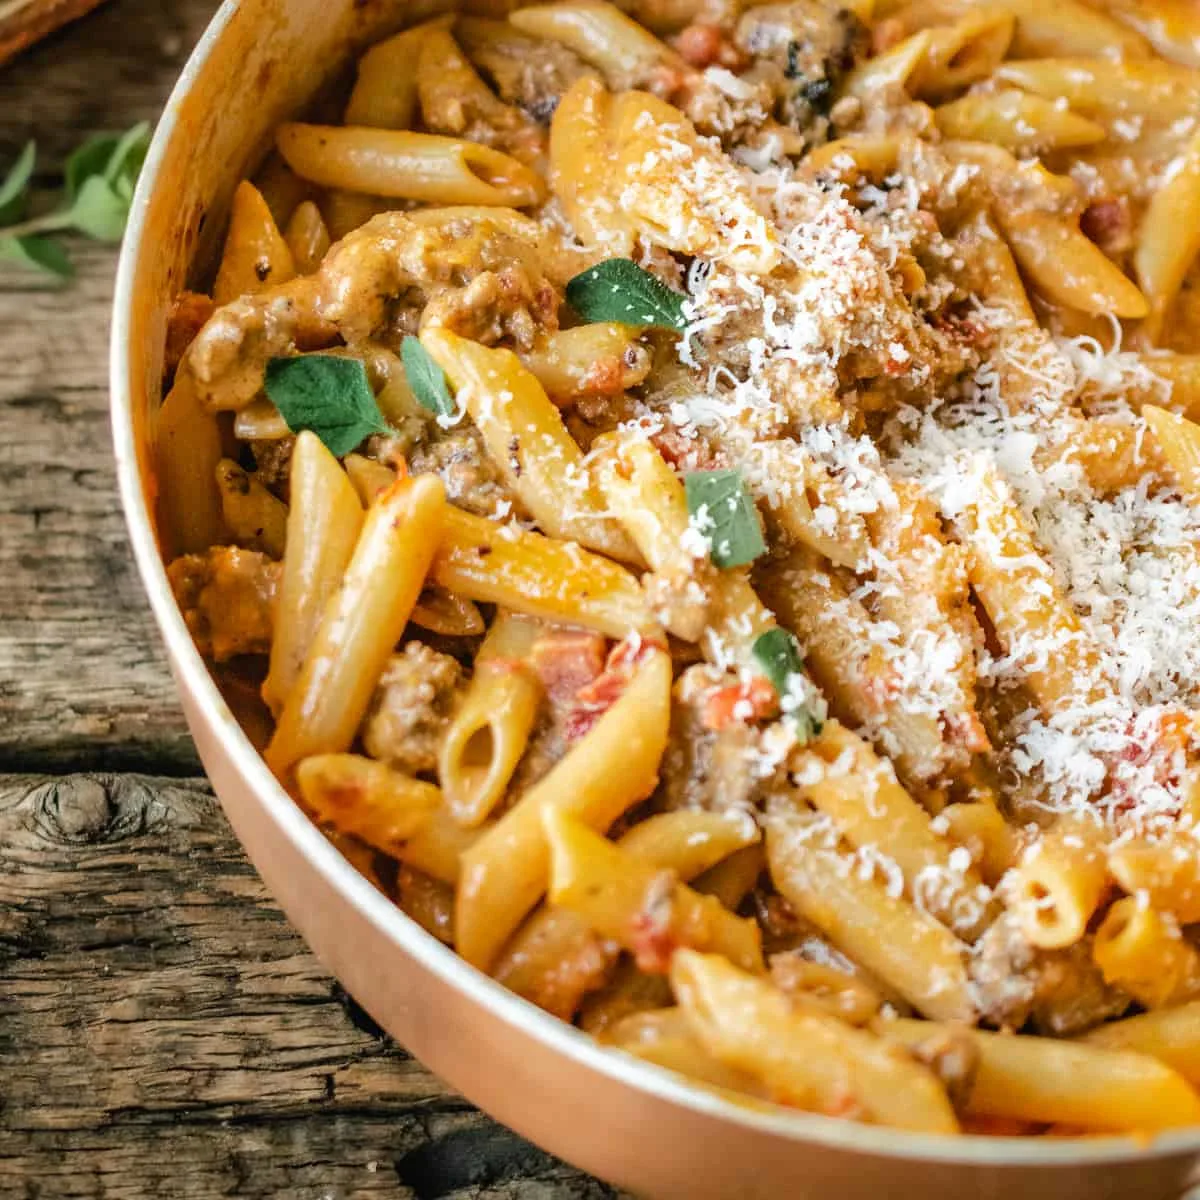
402, 335, 455, 418
565, 258, 687, 331
0, 123, 152, 279
683, 469, 766, 569
265, 355, 390, 457
0, 234, 74, 278
752, 627, 823, 740
69, 174, 131, 241
0, 142, 36, 225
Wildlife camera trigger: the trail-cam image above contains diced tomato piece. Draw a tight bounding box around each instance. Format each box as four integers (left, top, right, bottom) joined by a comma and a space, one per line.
530, 629, 607, 704
701, 676, 779, 731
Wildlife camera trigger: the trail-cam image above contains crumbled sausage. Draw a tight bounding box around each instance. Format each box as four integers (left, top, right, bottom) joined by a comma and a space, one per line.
167, 546, 280, 661
361, 642, 465, 775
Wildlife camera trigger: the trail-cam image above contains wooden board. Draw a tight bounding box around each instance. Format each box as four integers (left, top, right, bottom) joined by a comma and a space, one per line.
0, 772, 623, 1198
0, 2, 629, 1194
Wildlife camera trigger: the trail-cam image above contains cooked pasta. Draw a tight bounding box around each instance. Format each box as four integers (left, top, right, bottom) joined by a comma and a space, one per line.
160, 0, 1200, 1137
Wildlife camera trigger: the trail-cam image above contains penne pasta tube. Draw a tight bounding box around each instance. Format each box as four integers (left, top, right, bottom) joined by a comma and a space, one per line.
233, 399, 291, 441
401, 804, 487, 884
520, 324, 651, 404
938, 802, 1022, 887
213, 180, 296, 306
155, 371, 226, 557
792, 722, 996, 941
431, 505, 657, 638
1088, 0, 1200, 69
410, 588, 484, 637
994, 58, 1200, 121
1108, 835, 1200, 924
276, 124, 547, 208
344, 16, 454, 129
1008, 821, 1107, 950
886, 1018, 1200, 1131
284, 199, 331, 275
542, 808, 764, 972
265, 473, 445, 776
215, 458, 289, 559
342, 453, 396, 507
606, 1007, 767, 1097
1082, 1001, 1200, 1085
548, 75, 636, 255
910, 12, 1015, 100
765, 805, 974, 1022
296, 753, 440, 852
843, 30, 934, 97
262, 432, 364, 717
419, 329, 637, 560
439, 612, 542, 826
1093, 896, 1200, 1009
672, 952, 959, 1133
509, 0, 677, 86
1142, 404, 1200, 493
934, 91, 1105, 154
594, 433, 775, 658
455, 646, 672, 968
495, 809, 759, 1016
957, 466, 1103, 714
996, 207, 1148, 319
1135, 130, 1200, 342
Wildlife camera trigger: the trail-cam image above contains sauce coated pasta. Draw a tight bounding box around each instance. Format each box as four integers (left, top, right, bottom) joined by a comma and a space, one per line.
161, 0, 1200, 1136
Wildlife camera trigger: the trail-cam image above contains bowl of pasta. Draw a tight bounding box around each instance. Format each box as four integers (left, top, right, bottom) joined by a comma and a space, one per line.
111, 0, 1200, 1194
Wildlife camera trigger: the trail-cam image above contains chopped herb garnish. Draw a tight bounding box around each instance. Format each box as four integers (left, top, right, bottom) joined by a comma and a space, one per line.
752, 627, 823, 740
402, 335, 455, 418
684, 469, 766, 569
264, 354, 389, 457
0, 123, 151, 280
565, 258, 687, 331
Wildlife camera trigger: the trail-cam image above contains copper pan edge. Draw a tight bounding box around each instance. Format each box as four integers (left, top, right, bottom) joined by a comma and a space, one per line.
108, 1, 1200, 1195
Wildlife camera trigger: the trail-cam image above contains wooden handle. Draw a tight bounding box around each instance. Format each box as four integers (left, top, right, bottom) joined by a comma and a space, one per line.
0, 0, 111, 65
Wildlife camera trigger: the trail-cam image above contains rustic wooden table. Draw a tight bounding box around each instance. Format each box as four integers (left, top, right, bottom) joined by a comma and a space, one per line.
0, 4, 624, 1196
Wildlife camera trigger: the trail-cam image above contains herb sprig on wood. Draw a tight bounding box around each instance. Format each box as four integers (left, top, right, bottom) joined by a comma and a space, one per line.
0, 123, 151, 279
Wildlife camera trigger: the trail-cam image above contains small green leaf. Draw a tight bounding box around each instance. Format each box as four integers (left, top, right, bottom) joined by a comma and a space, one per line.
68, 175, 129, 241
752, 627, 823, 740
683, 469, 766, 569
402, 335, 455, 418
565, 258, 687, 330
104, 121, 151, 195
65, 133, 121, 203
265, 355, 390, 457
0, 141, 36, 225
0, 234, 73, 278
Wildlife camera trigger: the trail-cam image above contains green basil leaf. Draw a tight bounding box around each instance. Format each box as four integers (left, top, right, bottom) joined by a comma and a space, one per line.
565, 258, 687, 330
0, 234, 74, 278
65, 133, 122, 203
752, 627, 823, 740
265, 355, 390, 457
401, 335, 455, 418
0, 141, 36, 225
683, 468, 766, 569
68, 175, 129, 241
104, 121, 151, 197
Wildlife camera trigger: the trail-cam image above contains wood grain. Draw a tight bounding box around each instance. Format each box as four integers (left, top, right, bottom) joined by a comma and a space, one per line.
0, 0, 112, 66
0, 0, 215, 774
0, 772, 626, 1199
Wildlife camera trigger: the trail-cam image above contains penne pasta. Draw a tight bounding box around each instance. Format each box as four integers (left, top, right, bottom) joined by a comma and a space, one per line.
265, 474, 445, 776
672, 952, 960, 1133
212, 180, 296, 306
344, 16, 454, 129
455, 646, 671, 968
276, 124, 547, 208
431, 505, 657, 638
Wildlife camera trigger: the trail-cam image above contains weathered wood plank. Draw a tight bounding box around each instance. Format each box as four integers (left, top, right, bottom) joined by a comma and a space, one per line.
0, 0, 221, 771
0, 772, 627, 1199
